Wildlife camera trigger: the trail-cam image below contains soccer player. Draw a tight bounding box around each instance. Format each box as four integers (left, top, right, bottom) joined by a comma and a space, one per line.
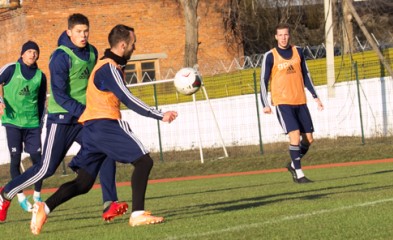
260, 23, 324, 183
0, 41, 47, 212
30, 24, 178, 235
0, 13, 126, 222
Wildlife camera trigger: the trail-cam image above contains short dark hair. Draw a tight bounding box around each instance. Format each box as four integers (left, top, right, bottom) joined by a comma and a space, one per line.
108, 24, 135, 48
68, 13, 89, 29
275, 23, 290, 34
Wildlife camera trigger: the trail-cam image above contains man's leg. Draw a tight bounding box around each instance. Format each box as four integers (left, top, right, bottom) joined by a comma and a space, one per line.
3, 124, 72, 198
29, 152, 43, 202
0, 123, 79, 221
31, 148, 105, 235
31, 168, 97, 235
130, 154, 153, 212
128, 154, 164, 226
5, 127, 32, 212
100, 158, 128, 221
24, 128, 44, 203
300, 132, 313, 158
287, 130, 312, 183
86, 120, 163, 226
45, 168, 97, 212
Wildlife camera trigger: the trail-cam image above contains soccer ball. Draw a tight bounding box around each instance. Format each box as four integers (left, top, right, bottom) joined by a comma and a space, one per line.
174, 67, 202, 95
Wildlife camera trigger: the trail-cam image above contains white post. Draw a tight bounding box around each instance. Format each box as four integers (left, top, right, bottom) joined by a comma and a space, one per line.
324, 0, 335, 97
192, 93, 204, 163
201, 85, 229, 158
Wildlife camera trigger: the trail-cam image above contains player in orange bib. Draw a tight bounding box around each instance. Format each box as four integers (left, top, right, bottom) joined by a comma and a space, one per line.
260, 23, 324, 183
30, 24, 178, 235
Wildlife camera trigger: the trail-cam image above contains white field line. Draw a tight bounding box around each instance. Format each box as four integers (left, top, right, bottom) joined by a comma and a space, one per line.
164, 198, 393, 240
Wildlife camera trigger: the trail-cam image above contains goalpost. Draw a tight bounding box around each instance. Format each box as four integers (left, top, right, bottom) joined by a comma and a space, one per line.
127, 78, 228, 163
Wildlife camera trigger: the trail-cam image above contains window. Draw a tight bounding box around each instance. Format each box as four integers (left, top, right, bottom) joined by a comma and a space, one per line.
124, 64, 137, 84
125, 53, 167, 85
125, 60, 160, 84
141, 62, 156, 82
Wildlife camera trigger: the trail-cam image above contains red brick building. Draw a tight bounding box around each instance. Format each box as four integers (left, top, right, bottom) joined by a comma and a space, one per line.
0, 0, 242, 83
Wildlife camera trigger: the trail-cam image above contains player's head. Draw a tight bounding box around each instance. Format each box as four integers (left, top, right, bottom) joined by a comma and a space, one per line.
21, 40, 40, 66
108, 24, 136, 60
67, 13, 90, 48
275, 23, 291, 49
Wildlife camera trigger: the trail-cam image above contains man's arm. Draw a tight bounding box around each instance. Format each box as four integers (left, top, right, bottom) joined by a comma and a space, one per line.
49, 50, 86, 118
95, 63, 164, 120
297, 47, 318, 98
260, 50, 273, 113
38, 73, 48, 122
297, 48, 324, 111
0, 63, 15, 115
0, 84, 4, 115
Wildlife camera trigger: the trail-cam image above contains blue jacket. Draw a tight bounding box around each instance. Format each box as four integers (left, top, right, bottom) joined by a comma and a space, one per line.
47, 31, 98, 124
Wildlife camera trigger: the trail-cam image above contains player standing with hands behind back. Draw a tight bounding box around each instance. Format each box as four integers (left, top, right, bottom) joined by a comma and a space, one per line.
260, 23, 324, 183
0, 41, 46, 212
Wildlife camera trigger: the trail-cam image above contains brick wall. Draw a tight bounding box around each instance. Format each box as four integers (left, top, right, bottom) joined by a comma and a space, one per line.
0, 0, 242, 79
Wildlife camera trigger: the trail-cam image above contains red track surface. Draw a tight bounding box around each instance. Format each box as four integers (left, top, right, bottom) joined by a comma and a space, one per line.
32, 158, 393, 194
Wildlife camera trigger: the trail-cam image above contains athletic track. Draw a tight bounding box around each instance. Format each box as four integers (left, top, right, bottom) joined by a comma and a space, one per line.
31, 158, 393, 194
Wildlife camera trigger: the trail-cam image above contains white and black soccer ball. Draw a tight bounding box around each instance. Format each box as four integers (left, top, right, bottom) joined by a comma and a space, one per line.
174, 67, 202, 95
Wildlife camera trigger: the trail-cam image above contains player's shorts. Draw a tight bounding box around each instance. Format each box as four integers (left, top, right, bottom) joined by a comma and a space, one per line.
75, 119, 149, 177
5, 126, 41, 154
275, 104, 314, 134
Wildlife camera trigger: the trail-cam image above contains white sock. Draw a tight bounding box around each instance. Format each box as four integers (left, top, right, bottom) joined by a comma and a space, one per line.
44, 203, 51, 215
33, 191, 41, 198
295, 169, 305, 179
131, 210, 145, 218
17, 193, 26, 202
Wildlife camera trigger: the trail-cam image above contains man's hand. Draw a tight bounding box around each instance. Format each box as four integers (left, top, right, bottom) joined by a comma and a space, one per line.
162, 111, 178, 123
315, 98, 324, 111
0, 103, 5, 116
263, 106, 272, 114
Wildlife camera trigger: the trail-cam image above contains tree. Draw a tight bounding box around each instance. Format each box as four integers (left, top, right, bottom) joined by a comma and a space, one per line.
179, 0, 199, 68
223, 0, 392, 55
223, 0, 325, 55
342, 0, 354, 54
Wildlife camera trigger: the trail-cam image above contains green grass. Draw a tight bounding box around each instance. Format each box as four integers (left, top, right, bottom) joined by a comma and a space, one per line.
3, 161, 393, 239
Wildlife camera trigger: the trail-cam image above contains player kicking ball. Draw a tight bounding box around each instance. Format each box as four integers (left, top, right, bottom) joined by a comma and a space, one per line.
30, 24, 178, 235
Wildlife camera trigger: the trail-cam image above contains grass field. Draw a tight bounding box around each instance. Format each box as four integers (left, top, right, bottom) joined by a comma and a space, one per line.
2, 159, 393, 239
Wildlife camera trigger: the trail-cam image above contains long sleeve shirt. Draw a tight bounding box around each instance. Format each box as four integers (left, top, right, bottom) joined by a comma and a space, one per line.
260, 45, 318, 108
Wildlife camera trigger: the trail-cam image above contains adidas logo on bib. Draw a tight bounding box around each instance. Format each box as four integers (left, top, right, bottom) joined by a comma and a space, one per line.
19, 86, 31, 96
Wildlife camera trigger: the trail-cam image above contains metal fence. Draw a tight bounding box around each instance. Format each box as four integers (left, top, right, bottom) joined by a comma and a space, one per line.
0, 47, 392, 184
114, 55, 393, 163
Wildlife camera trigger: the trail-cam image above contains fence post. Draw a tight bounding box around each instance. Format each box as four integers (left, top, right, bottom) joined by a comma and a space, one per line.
153, 83, 164, 161
354, 62, 365, 145
253, 70, 264, 154
61, 160, 67, 175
